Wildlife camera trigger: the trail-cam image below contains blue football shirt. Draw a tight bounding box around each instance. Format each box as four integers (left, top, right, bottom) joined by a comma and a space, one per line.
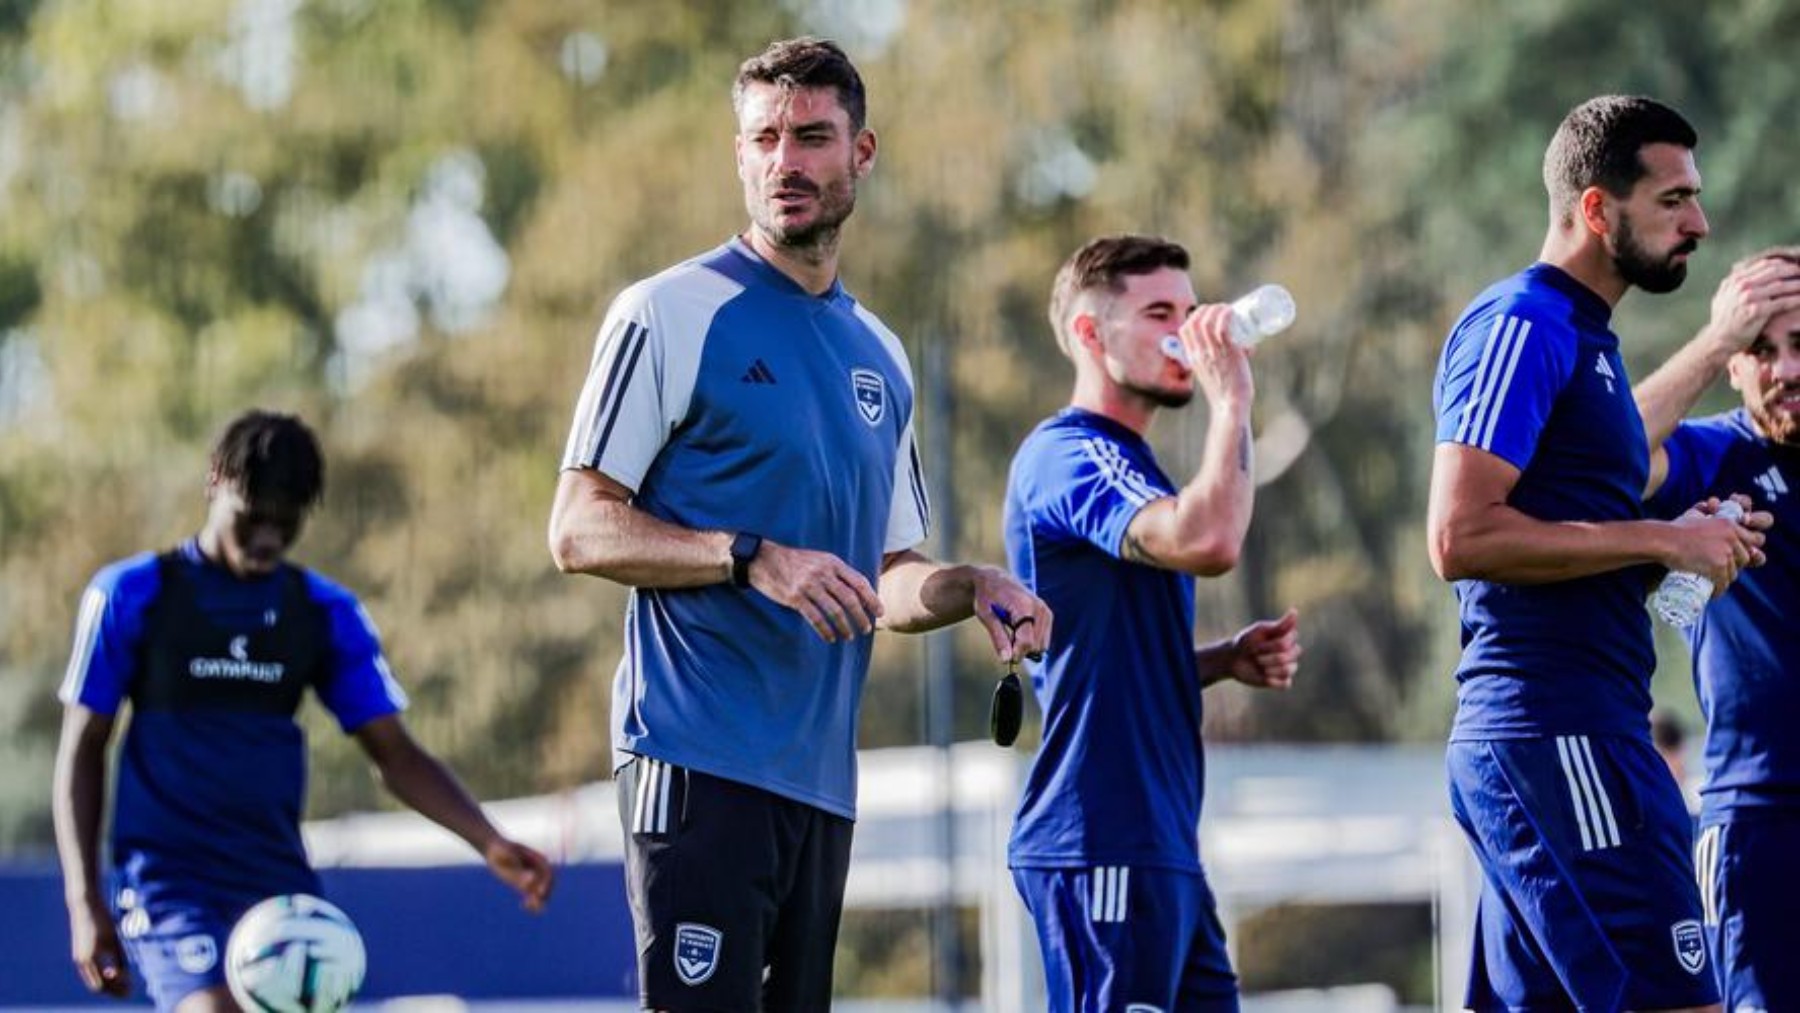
58, 540, 407, 896
560, 237, 930, 820
1433, 263, 1658, 739
1003, 408, 1206, 872
1648, 409, 1800, 813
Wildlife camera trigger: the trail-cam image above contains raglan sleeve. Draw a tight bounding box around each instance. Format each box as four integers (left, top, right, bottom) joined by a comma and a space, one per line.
1027, 429, 1174, 560
1434, 307, 1575, 470
559, 281, 678, 493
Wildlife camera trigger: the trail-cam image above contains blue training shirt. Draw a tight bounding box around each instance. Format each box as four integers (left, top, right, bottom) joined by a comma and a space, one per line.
1003, 408, 1205, 872
560, 237, 930, 820
58, 540, 407, 898
1648, 409, 1800, 813
1433, 263, 1658, 739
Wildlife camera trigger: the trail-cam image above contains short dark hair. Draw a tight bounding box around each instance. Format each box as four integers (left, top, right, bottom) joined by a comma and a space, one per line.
1048, 235, 1191, 355
210, 410, 325, 509
733, 36, 867, 133
1543, 95, 1698, 218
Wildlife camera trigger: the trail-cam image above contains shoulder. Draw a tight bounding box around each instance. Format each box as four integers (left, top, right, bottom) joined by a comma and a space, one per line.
293, 566, 370, 623
847, 300, 914, 385
87, 551, 164, 606
612, 249, 750, 325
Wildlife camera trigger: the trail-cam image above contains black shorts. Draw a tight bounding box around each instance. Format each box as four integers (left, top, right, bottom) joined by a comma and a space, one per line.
617, 755, 854, 1012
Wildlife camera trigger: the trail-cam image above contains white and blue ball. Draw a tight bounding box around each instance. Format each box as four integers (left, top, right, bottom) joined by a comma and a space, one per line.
225, 893, 366, 1013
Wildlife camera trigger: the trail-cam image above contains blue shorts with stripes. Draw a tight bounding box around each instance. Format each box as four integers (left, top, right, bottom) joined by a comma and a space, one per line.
1012, 864, 1237, 1013
1695, 806, 1800, 1013
1447, 735, 1716, 1012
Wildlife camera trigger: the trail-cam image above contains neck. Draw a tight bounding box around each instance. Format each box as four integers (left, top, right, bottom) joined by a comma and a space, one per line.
1070, 374, 1156, 436
1540, 226, 1628, 307
745, 226, 840, 296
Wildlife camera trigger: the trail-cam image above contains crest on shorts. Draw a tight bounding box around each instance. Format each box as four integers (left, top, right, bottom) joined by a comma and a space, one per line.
175, 934, 218, 974
1671, 919, 1706, 974
674, 922, 723, 986
850, 368, 885, 426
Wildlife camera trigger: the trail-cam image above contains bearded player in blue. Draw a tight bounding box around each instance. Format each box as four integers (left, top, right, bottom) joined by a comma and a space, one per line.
1003, 235, 1302, 1012
1429, 95, 1773, 1013
53, 410, 553, 1012
1632, 244, 1800, 1012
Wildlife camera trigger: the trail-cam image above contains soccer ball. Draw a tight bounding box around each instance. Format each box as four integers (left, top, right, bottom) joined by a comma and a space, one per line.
225, 893, 366, 1013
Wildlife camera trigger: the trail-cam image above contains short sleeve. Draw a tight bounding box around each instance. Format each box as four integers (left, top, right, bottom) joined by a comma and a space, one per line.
884, 418, 930, 553
308, 576, 408, 733
1646, 420, 1729, 520
1032, 431, 1174, 559
1435, 310, 1575, 470
57, 554, 160, 715
560, 282, 673, 491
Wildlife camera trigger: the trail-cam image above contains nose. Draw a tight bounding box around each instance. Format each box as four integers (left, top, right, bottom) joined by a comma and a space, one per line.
1775, 345, 1800, 382
1685, 200, 1710, 239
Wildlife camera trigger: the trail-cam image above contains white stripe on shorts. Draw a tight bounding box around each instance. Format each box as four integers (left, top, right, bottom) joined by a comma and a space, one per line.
1089, 866, 1129, 924
1694, 823, 1723, 926
632, 758, 671, 835
1556, 735, 1621, 851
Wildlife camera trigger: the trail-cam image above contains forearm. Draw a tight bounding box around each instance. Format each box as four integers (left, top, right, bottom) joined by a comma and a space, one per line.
374, 749, 503, 855
878, 551, 994, 633
1195, 636, 1235, 687
1174, 403, 1254, 561
1433, 505, 1676, 584
1634, 331, 1735, 449
52, 733, 108, 910
549, 476, 732, 588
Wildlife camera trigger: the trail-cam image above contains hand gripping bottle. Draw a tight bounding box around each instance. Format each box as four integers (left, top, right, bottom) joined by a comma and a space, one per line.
1650, 500, 1746, 627
1160, 283, 1297, 363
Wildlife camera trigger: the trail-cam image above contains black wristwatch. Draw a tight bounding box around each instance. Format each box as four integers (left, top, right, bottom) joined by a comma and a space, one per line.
729, 532, 764, 589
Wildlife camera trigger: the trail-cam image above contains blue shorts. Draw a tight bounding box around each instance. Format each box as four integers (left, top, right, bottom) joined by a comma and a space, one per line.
109, 879, 256, 1011
1695, 806, 1800, 1013
1012, 864, 1238, 1013
1448, 735, 1717, 1012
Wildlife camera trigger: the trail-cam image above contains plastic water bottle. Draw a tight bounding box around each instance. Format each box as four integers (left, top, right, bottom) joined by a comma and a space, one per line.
1228, 284, 1297, 347
1158, 284, 1298, 364
1650, 500, 1746, 627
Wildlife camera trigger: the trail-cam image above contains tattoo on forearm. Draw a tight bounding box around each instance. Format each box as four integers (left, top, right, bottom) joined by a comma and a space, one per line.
1238, 424, 1252, 474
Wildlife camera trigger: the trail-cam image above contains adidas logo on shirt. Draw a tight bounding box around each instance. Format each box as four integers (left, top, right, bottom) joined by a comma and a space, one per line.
1754, 465, 1787, 501
741, 359, 777, 385
1594, 353, 1616, 393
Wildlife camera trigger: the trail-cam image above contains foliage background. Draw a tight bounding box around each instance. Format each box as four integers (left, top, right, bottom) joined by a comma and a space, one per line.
1, 0, 1793, 879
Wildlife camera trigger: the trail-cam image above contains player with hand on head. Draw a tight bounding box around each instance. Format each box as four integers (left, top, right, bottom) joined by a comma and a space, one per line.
1429, 95, 1771, 1012
548, 36, 1049, 1013
53, 410, 554, 1013
1002, 234, 1302, 1012
1633, 244, 1800, 1011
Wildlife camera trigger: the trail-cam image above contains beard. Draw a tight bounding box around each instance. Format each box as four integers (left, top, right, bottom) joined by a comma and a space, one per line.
1749, 387, 1800, 445
747, 171, 857, 251
1613, 213, 1695, 294
1120, 377, 1194, 409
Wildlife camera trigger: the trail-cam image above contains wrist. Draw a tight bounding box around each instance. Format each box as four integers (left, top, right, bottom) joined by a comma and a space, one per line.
728, 532, 764, 588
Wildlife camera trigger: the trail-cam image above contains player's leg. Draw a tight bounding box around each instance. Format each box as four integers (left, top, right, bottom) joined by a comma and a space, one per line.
1579, 737, 1718, 1012
761, 803, 854, 1012
616, 756, 783, 1012
1446, 737, 1630, 1010
111, 886, 234, 1013
1170, 868, 1239, 1013
1697, 809, 1800, 1013
1013, 865, 1205, 1012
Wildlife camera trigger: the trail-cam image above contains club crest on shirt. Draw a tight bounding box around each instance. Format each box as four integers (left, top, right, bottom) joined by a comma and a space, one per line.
850, 368, 885, 426
674, 922, 723, 986
1671, 919, 1705, 974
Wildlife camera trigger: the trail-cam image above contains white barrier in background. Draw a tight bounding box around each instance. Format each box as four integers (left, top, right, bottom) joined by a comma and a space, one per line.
306, 743, 1480, 1013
